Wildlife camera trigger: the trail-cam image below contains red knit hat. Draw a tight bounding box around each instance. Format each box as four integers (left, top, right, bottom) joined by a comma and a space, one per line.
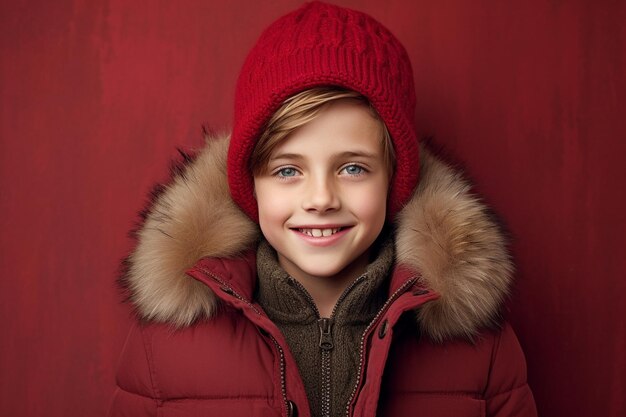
228, 1, 419, 222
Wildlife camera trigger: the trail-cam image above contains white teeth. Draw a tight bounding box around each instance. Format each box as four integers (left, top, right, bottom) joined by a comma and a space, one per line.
299, 228, 342, 237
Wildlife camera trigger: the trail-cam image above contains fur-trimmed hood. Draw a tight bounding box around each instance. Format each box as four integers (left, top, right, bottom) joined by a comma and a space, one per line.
121, 133, 513, 342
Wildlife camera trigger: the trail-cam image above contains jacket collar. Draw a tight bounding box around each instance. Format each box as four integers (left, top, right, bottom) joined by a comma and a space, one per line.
120, 133, 513, 342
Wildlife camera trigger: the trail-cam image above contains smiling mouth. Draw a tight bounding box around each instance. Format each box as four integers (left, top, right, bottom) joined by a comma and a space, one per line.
295, 227, 348, 237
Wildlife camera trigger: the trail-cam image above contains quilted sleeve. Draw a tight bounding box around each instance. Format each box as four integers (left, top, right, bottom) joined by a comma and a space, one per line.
484, 322, 538, 417
106, 322, 158, 417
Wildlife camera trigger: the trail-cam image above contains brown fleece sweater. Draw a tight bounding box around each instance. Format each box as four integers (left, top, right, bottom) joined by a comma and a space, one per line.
255, 235, 394, 417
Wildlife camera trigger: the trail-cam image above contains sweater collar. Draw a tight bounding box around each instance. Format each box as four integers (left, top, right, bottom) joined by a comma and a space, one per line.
255, 233, 395, 326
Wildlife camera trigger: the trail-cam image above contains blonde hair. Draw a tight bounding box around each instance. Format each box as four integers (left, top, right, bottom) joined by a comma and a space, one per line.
250, 87, 395, 176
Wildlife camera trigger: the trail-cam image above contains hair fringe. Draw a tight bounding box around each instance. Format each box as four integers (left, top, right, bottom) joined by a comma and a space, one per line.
250, 87, 395, 176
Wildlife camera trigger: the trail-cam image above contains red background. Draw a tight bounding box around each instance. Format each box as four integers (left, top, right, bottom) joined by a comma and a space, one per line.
1, 1, 625, 416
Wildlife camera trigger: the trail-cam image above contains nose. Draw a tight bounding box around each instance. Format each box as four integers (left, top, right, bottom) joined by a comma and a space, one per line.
301, 175, 340, 213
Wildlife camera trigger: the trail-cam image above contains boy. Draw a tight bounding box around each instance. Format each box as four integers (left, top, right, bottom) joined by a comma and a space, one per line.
109, 2, 537, 416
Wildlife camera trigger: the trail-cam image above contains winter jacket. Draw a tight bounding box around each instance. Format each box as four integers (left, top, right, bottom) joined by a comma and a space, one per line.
108, 133, 537, 417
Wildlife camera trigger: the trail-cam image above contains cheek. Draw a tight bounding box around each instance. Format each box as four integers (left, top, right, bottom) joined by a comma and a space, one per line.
359, 196, 387, 228
350, 178, 389, 223
256, 183, 286, 211
254, 180, 290, 231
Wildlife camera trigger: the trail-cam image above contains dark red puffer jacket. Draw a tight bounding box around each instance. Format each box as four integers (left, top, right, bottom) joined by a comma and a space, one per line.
108, 134, 537, 417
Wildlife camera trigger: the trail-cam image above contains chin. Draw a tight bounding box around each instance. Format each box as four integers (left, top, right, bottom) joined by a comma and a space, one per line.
300, 266, 343, 279
298, 259, 354, 279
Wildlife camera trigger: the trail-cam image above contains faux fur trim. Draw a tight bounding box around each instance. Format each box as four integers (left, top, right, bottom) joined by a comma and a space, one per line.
121, 135, 258, 327
395, 149, 512, 342
121, 132, 513, 341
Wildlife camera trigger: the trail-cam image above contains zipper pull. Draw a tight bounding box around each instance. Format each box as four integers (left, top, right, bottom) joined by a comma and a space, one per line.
318, 318, 334, 351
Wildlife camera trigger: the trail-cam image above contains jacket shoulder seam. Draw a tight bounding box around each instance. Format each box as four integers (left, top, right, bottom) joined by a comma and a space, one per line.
483, 324, 503, 396
140, 325, 163, 402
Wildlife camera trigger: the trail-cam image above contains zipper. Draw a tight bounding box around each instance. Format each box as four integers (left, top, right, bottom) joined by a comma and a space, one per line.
270, 335, 290, 417
199, 269, 290, 417
344, 277, 417, 417
290, 274, 367, 417
319, 317, 333, 417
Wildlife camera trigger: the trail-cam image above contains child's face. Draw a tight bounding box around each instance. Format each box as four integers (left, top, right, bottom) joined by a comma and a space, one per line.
253, 99, 389, 282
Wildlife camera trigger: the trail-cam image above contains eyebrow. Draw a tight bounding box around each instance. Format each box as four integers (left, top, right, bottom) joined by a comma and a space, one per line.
269, 153, 304, 162
270, 150, 378, 162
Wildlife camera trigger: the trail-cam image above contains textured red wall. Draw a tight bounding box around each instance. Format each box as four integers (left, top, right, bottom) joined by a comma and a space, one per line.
1, 1, 624, 416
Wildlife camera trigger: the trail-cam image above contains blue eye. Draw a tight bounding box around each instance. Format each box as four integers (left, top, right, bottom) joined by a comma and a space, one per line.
277, 167, 298, 177
342, 165, 364, 175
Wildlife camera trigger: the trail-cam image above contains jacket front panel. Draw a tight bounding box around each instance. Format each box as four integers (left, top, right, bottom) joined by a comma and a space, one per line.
112, 319, 283, 417
376, 319, 536, 417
